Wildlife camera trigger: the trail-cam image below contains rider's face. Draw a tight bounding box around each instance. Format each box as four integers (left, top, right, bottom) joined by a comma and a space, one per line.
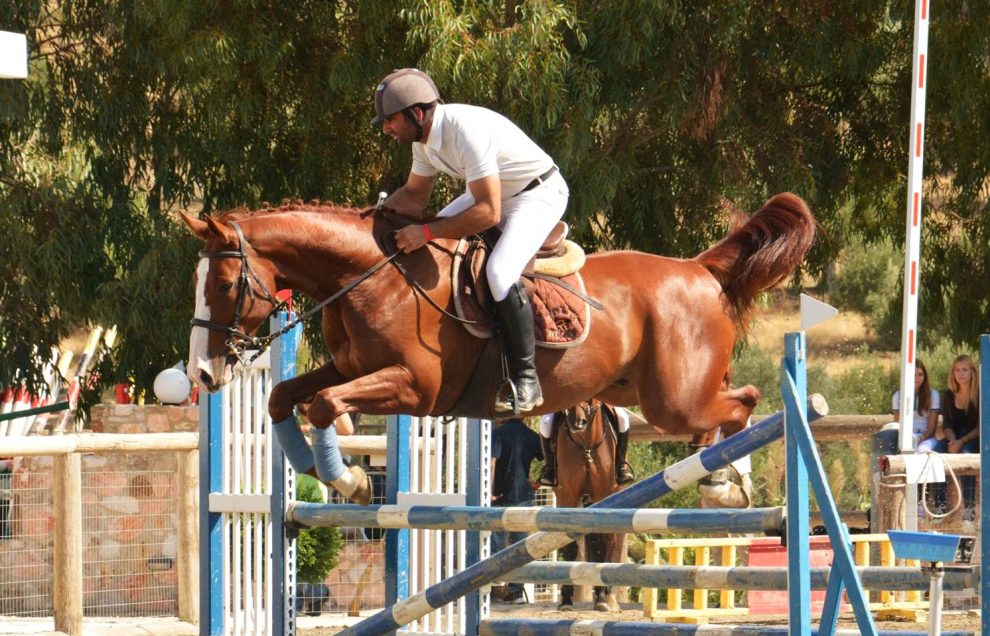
382, 108, 422, 144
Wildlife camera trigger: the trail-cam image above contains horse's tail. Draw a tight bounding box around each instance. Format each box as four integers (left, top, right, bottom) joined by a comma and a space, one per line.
694, 192, 816, 327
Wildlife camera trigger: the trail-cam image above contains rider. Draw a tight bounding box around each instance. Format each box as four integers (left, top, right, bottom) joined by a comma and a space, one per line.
374, 68, 568, 413
537, 403, 634, 487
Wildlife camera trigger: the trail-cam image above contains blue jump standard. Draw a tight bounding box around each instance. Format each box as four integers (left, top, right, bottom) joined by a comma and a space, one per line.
338, 395, 828, 636
477, 619, 974, 636
286, 503, 785, 535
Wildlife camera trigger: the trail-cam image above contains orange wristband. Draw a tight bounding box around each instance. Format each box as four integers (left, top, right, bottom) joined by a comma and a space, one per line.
422, 224, 433, 241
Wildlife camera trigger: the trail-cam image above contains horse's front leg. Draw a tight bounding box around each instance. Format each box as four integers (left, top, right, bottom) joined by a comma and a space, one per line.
268, 362, 348, 422
305, 364, 424, 426
268, 362, 372, 505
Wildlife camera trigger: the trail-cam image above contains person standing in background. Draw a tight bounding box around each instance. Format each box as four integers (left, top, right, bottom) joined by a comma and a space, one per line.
490, 417, 543, 603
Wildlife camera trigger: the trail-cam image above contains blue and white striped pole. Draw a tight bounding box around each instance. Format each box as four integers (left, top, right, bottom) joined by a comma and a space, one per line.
496, 562, 977, 592
340, 395, 829, 636
287, 504, 784, 535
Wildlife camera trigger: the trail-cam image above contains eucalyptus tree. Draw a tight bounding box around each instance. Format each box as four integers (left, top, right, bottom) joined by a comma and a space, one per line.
1, 0, 987, 404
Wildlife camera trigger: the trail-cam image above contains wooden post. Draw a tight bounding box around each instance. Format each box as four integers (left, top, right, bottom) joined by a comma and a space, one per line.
642, 540, 658, 618
177, 449, 199, 624
719, 545, 737, 609
692, 545, 711, 613
53, 454, 82, 635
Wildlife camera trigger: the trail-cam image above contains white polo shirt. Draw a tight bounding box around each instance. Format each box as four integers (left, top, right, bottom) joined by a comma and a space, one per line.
411, 104, 555, 200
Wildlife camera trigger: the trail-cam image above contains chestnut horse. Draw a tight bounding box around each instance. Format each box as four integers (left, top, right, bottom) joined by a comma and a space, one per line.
182, 193, 815, 439
552, 400, 625, 611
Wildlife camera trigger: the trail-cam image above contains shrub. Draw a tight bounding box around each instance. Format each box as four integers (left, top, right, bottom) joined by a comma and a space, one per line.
829, 238, 901, 346
295, 475, 345, 584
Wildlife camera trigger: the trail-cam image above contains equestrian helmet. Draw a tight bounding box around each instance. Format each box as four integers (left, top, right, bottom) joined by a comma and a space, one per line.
371, 68, 440, 126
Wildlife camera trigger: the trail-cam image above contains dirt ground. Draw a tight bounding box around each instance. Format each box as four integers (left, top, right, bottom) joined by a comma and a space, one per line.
297, 601, 982, 634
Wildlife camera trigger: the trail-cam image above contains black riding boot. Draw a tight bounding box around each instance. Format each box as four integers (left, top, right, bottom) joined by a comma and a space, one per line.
539, 434, 557, 487
615, 429, 634, 484
494, 281, 543, 413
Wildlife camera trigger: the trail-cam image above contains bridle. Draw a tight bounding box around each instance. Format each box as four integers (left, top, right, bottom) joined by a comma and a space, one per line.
190, 221, 287, 365
565, 399, 600, 433
191, 220, 400, 366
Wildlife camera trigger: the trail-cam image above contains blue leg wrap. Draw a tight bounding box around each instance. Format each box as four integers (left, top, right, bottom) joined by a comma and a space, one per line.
273, 417, 315, 474
311, 425, 347, 482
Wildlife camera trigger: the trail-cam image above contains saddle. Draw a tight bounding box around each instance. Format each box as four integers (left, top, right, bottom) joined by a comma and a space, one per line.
451, 222, 594, 348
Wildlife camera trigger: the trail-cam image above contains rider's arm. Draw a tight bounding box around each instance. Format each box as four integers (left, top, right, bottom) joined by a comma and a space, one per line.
385, 172, 435, 218
394, 175, 501, 252
426, 175, 501, 238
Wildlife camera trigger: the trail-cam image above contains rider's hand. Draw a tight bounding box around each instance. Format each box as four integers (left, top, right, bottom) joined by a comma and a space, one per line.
395, 225, 429, 253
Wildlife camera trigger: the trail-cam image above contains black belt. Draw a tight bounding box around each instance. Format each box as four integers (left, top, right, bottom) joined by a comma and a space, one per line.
515, 166, 559, 196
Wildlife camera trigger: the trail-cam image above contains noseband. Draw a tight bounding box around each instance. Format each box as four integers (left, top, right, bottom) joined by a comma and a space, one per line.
191, 221, 287, 366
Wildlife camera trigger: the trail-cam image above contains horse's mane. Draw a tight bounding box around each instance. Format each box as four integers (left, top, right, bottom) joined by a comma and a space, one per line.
214, 199, 364, 222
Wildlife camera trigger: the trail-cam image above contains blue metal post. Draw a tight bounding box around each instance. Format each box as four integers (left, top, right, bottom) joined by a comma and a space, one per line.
980, 334, 989, 627
271, 312, 301, 636
385, 414, 411, 606
780, 363, 878, 635
199, 391, 223, 636
783, 332, 811, 636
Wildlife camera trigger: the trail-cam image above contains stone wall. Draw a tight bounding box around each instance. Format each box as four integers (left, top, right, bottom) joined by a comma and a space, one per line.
0, 405, 197, 616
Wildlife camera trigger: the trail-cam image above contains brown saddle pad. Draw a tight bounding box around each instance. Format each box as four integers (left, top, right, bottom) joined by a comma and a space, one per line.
451, 238, 591, 348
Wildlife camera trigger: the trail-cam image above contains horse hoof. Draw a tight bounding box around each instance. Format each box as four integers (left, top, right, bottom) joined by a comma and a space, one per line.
595, 601, 610, 612
557, 603, 573, 612
347, 465, 373, 506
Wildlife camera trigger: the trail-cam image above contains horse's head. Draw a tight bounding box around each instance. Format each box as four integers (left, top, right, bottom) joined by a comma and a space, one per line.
180, 212, 281, 393
565, 399, 601, 434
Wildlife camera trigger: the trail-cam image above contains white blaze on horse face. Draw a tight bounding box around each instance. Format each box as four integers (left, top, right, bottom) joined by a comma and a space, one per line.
188, 258, 216, 391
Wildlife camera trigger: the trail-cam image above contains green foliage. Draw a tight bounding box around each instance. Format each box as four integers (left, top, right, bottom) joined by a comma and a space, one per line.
830, 237, 901, 347
295, 475, 344, 585
626, 440, 700, 512
731, 343, 783, 415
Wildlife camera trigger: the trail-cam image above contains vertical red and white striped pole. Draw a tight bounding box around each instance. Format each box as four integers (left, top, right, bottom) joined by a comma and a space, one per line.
898, 0, 930, 531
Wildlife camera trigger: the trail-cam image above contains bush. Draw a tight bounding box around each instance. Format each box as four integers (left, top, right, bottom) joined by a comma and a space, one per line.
829, 238, 901, 346
295, 475, 345, 584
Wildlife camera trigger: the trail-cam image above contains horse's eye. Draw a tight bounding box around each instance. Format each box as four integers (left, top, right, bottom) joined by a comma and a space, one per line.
220, 282, 234, 294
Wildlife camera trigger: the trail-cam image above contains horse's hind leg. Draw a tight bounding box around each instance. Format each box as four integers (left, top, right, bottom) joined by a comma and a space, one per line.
640, 376, 759, 439
712, 384, 760, 437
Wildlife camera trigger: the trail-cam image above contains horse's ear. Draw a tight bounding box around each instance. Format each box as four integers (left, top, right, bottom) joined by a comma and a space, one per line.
179, 212, 210, 241
204, 215, 238, 245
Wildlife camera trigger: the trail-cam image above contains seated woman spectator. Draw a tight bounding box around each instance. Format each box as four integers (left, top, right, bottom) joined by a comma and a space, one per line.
891, 359, 942, 452
942, 354, 980, 453
941, 354, 980, 515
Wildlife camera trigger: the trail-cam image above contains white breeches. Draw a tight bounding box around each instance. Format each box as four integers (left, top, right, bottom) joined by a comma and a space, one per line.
438, 172, 568, 301
538, 406, 630, 438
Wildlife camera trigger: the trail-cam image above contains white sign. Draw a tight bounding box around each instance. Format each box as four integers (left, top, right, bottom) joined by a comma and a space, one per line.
799, 293, 838, 331
0, 31, 28, 79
